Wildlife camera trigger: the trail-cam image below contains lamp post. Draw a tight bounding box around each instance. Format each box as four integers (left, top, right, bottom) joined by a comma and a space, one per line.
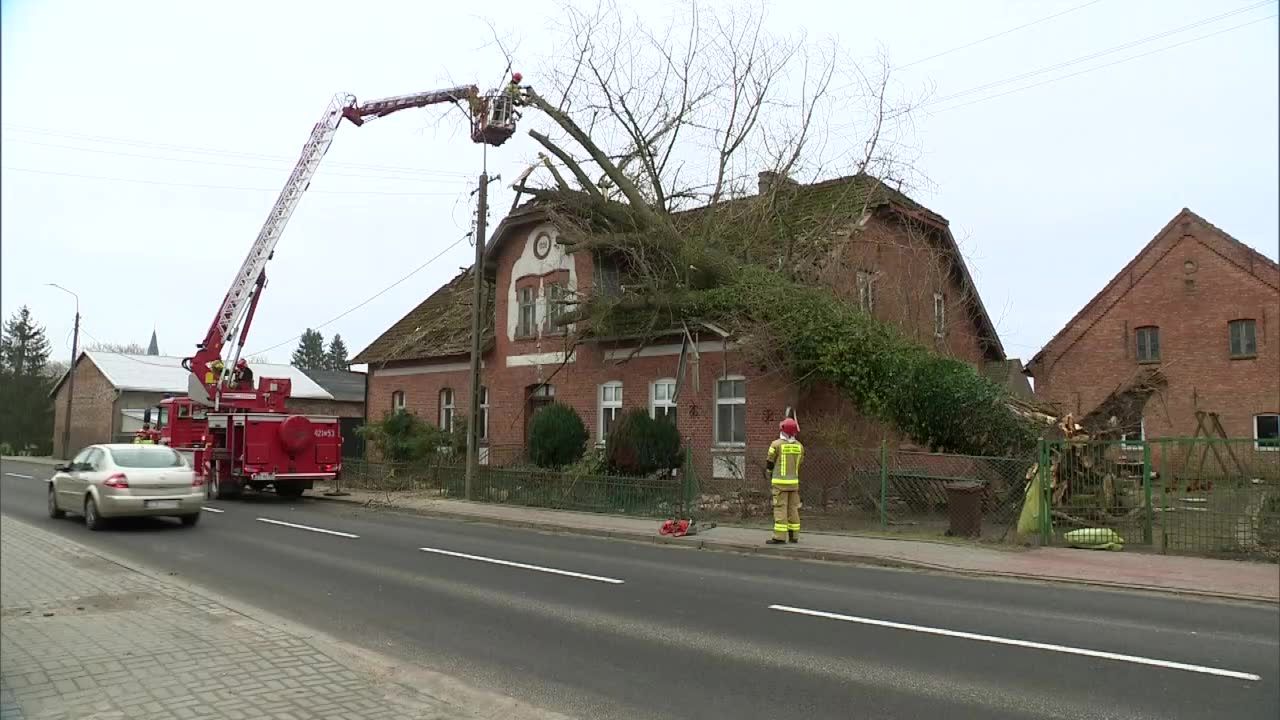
47, 284, 80, 459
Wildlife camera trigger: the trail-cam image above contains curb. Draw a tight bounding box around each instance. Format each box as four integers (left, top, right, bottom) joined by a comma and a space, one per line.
308, 493, 1279, 605
2, 456, 62, 466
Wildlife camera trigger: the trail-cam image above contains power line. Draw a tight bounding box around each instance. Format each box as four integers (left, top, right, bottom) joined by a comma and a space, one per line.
247, 231, 473, 356
926, 0, 1276, 107
931, 12, 1276, 114
1, 137, 475, 185
0, 124, 475, 179
900, 0, 1108, 69
1, 166, 472, 196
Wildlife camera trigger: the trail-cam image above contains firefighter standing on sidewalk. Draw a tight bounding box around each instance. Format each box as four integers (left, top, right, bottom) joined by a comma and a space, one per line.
766, 417, 803, 545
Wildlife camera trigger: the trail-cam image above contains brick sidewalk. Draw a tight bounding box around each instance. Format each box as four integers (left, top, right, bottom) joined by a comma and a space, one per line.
311, 481, 1280, 603
0, 517, 561, 720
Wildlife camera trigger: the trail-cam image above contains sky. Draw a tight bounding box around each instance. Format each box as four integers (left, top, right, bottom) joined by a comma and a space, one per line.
2, 0, 1277, 371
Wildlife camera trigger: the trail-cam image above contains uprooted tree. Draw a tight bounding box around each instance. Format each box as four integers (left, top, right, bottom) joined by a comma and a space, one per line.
501, 1, 1048, 456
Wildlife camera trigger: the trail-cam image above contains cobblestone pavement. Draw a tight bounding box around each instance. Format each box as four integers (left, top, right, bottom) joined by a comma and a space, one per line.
0, 517, 476, 720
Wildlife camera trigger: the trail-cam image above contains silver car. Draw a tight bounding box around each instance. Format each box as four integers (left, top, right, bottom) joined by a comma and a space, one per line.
48, 444, 204, 530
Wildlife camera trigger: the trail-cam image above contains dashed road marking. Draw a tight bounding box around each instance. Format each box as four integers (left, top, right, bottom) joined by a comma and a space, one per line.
768, 604, 1261, 682
201, 506, 225, 513
256, 517, 358, 538
419, 546, 624, 584
4, 472, 34, 480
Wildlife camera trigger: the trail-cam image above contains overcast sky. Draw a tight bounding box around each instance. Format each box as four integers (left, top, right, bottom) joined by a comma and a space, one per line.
2, 0, 1276, 370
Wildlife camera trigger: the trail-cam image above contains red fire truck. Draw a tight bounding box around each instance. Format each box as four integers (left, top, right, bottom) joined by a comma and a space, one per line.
160, 81, 522, 500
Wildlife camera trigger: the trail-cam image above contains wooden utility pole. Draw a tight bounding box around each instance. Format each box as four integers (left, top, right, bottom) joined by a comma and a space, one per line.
464, 171, 489, 500
62, 311, 80, 459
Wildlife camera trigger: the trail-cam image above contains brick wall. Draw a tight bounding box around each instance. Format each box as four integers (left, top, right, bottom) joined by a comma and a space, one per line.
51, 357, 116, 458
1029, 212, 1280, 439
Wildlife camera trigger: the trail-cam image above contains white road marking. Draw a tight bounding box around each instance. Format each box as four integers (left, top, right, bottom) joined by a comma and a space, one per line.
419, 546, 624, 584
256, 517, 359, 538
4, 472, 33, 480
768, 605, 1260, 682
201, 506, 225, 513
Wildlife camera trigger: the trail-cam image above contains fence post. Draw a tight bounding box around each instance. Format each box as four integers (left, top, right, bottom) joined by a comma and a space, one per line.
879, 440, 888, 529
1142, 440, 1153, 545
1039, 439, 1052, 546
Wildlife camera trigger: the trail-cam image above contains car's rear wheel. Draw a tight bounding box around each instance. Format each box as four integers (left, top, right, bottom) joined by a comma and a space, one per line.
179, 513, 200, 527
47, 485, 65, 519
83, 496, 106, 531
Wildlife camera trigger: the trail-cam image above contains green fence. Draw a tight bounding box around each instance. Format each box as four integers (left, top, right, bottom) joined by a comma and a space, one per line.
1038, 438, 1280, 561
338, 451, 690, 518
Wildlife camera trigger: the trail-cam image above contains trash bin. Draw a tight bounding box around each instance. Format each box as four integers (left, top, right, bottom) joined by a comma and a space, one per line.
945, 481, 984, 538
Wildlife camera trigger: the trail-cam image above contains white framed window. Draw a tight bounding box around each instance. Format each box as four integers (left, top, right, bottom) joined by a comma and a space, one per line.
439, 388, 455, 432
599, 381, 623, 439
479, 386, 489, 441
391, 391, 405, 414
933, 292, 946, 337
1256, 414, 1279, 451
544, 282, 566, 331
651, 378, 677, 426
856, 270, 875, 313
715, 376, 746, 446
1121, 418, 1145, 451
516, 286, 537, 337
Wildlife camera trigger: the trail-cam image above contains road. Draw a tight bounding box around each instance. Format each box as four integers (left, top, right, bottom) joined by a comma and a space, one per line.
3, 458, 1277, 719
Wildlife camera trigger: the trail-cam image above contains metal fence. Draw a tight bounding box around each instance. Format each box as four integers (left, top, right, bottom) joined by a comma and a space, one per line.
690, 445, 1035, 542
1038, 438, 1280, 561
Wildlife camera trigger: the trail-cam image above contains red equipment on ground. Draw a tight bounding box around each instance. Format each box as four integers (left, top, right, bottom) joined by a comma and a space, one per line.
157, 82, 522, 500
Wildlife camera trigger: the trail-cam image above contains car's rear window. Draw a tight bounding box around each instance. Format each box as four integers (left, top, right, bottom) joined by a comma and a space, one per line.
108, 447, 186, 468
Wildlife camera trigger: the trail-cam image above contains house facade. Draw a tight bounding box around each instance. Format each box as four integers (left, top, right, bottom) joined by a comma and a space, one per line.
1025, 209, 1280, 447
50, 352, 363, 458
355, 173, 1013, 480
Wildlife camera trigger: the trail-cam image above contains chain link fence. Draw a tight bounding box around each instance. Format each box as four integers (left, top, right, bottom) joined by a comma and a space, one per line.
1041, 438, 1280, 561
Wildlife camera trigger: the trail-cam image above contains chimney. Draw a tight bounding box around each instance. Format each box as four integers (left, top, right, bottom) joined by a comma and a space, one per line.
757, 169, 797, 196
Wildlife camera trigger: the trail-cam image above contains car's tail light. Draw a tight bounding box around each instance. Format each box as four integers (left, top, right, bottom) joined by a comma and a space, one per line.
192, 473, 206, 488
103, 473, 129, 488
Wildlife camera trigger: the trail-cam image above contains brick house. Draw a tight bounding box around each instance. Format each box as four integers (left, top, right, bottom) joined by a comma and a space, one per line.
49, 352, 364, 458
354, 173, 1015, 479
1025, 209, 1280, 447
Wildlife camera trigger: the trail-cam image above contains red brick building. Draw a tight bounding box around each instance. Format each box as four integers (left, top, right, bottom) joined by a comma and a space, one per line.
1025, 209, 1280, 446
354, 173, 1016, 479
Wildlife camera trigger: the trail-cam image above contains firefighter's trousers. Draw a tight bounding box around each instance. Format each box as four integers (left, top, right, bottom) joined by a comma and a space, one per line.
771, 485, 800, 541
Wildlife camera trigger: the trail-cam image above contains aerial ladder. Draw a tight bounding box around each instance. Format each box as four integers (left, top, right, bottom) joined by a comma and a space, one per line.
181, 81, 522, 411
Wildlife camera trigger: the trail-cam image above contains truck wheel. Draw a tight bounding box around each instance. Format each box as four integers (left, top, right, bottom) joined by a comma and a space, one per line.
217, 481, 242, 500
84, 496, 106, 531
47, 485, 65, 519
275, 484, 305, 499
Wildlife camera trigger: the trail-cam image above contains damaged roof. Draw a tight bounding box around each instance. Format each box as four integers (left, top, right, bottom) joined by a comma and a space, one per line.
351, 267, 495, 365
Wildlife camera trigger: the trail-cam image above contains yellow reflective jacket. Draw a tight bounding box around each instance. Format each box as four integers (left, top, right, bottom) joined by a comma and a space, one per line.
767, 438, 803, 486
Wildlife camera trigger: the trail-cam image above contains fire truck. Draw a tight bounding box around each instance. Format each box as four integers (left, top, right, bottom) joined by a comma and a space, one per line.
157, 81, 523, 500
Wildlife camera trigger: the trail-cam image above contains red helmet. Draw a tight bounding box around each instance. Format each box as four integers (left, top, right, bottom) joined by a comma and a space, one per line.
780, 417, 799, 436
511, 72, 523, 84
236, 359, 248, 369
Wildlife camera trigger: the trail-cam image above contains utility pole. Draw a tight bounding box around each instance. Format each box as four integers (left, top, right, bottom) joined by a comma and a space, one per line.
464, 171, 489, 501
48, 284, 80, 459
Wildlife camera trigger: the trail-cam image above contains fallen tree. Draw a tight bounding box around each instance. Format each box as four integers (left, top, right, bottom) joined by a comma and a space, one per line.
506, 2, 1047, 456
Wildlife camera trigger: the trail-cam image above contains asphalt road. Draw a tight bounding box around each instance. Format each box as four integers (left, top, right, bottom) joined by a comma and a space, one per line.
3, 458, 1278, 720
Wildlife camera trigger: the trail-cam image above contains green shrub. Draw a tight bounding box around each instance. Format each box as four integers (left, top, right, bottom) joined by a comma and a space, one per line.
356, 411, 449, 462
528, 403, 588, 468
605, 408, 682, 476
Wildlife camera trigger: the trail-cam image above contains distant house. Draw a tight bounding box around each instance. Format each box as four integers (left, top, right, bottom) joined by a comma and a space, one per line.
1025, 209, 1279, 446
49, 352, 364, 457
299, 368, 368, 457
354, 172, 1020, 478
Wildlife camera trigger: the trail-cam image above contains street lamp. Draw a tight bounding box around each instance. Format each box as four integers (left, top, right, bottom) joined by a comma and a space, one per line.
47, 283, 80, 460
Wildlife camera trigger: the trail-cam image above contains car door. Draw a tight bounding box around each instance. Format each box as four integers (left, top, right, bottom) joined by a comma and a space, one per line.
56, 448, 92, 508
80, 448, 109, 496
